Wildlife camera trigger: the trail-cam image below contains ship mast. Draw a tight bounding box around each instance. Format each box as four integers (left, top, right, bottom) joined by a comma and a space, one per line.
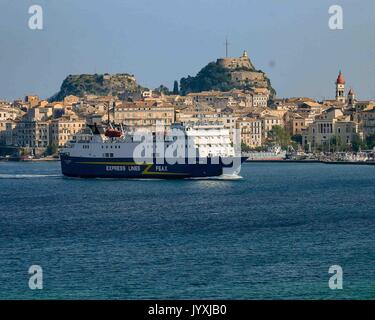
107, 82, 114, 126
107, 101, 110, 125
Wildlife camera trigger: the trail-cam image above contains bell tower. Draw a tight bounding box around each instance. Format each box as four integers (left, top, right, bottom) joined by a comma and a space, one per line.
335, 70, 346, 103
348, 88, 356, 108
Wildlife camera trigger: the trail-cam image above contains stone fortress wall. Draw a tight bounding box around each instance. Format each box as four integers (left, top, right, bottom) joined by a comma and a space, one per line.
216, 51, 267, 87
216, 51, 255, 70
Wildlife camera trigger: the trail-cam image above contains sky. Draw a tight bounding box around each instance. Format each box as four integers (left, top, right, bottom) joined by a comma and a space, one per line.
1, 0, 374, 101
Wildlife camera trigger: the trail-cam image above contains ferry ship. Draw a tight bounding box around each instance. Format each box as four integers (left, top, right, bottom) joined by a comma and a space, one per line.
60, 122, 246, 179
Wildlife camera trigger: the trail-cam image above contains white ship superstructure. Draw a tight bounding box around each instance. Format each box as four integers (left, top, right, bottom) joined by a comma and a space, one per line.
180, 122, 235, 158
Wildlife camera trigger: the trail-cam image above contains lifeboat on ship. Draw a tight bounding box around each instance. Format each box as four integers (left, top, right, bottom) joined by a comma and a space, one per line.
105, 128, 122, 138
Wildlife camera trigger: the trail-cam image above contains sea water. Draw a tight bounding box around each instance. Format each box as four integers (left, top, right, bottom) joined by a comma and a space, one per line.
0, 161, 374, 299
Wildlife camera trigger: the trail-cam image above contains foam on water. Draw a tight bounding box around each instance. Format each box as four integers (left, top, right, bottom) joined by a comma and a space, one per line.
0, 174, 61, 179
62, 175, 242, 181
185, 174, 243, 180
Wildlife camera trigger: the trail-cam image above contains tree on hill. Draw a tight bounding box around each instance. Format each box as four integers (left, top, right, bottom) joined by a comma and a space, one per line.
267, 126, 291, 149
154, 85, 170, 95
173, 80, 179, 95
291, 134, 302, 145
351, 134, 366, 152
365, 132, 375, 150
329, 135, 349, 152
180, 62, 232, 95
241, 142, 251, 152
45, 144, 58, 156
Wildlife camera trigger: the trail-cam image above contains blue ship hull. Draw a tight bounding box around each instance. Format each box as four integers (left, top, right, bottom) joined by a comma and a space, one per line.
60, 154, 247, 179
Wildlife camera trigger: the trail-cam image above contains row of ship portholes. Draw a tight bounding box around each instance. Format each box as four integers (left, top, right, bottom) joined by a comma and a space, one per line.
101, 145, 121, 149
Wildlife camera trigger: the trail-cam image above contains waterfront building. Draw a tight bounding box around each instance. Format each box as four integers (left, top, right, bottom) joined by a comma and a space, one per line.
0, 106, 24, 145
0, 120, 6, 140
360, 106, 375, 137
260, 114, 284, 140
115, 101, 175, 131
12, 108, 51, 152
302, 107, 360, 150
284, 112, 315, 136
3, 121, 17, 146
50, 115, 86, 147
0, 120, 16, 146
236, 117, 262, 148
15, 120, 50, 149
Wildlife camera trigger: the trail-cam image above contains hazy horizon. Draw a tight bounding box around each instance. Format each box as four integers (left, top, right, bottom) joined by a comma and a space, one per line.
1, 0, 374, 101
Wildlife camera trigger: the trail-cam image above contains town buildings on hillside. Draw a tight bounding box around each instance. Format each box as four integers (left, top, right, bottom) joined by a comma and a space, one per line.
1, 65, 375, 156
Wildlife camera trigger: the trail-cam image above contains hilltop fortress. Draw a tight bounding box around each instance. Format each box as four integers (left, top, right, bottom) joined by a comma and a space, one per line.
217, 51, 269, 89
217, 50, 255, 70
180, 50, 275, 97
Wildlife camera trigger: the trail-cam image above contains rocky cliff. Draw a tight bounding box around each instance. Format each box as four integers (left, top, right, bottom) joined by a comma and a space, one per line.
50, 73, 146, 101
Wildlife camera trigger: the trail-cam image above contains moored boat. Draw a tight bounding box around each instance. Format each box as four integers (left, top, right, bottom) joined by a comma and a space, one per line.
244, 146, 287, 161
